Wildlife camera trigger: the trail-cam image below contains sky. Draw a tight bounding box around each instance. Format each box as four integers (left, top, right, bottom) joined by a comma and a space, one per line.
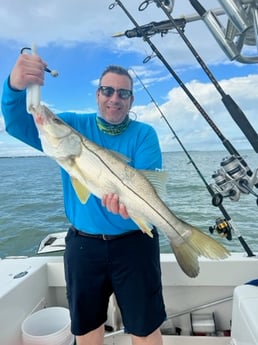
0, 0, 258, 156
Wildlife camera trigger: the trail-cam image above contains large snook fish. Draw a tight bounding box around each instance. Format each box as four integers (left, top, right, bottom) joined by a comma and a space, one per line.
30, 104, 230, 277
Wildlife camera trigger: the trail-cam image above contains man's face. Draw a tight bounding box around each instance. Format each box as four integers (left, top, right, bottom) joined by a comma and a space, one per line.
96, 72, 134, 124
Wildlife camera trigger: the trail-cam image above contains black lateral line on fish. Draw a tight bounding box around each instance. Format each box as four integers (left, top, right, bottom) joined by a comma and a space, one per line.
35, 107, 189, 244
81, 138, 187, 240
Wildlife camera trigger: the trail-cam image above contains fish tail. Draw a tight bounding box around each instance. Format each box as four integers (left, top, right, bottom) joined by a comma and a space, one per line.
169, 227, 230, 278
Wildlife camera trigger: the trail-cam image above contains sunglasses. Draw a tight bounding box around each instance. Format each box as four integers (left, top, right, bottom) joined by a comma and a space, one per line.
98, 86, 133, 99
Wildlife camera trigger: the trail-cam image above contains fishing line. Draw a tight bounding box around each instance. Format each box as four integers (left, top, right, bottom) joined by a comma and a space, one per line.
130, 69, 210, 189
110, 1, 255, 256
130, 68, 219, 194
154, 0, 258, 153
130, 68, 254, 256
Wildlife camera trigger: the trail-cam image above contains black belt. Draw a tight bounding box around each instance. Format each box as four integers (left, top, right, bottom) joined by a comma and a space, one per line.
70, 226, 140, 241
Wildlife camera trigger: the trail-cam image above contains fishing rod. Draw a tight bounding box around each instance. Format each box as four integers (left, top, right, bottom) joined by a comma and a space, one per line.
151, 0, 258, 203
152, 0, 258, 154
112, 9, 225, 38
129, 68, 254, 256
110, 1, 255, 256
111, 0, 258, 206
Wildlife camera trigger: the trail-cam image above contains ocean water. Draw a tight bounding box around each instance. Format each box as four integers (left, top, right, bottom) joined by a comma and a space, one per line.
0, 150, 257, 258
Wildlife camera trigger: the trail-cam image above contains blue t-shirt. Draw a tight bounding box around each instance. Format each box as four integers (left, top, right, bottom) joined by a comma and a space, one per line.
1, 78, 162, 234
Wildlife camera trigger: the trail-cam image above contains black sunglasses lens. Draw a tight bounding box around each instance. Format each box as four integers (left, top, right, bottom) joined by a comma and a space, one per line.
100, 86, 115, 97
118, 89, 132, 99
99, 86, 132, 99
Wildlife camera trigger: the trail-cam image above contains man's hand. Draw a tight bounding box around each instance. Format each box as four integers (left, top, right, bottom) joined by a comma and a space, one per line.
9, 53, 46, 91
102, 193, 129, 219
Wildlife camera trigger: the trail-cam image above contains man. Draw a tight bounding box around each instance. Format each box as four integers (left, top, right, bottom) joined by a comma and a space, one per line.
1, 53, 166, 345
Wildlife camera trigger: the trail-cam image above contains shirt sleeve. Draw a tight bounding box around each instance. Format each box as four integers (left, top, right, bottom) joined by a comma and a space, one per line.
1, 77, 42, 151
133, 124, 162, 171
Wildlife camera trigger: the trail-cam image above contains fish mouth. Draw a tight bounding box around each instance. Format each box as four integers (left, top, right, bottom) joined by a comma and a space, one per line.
34, 112, 46, 126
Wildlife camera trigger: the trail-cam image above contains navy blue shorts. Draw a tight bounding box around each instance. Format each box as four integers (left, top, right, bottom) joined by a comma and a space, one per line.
64, 227, 166, 336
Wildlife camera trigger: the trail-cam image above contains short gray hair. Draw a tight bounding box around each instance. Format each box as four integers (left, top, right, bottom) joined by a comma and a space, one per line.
99, 65, 133, 89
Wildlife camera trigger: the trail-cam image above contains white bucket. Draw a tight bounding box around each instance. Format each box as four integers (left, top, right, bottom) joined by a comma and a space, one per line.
21, 307, 74, 345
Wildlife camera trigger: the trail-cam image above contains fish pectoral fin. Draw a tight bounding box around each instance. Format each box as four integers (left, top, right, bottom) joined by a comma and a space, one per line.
71, 177, 91, 204
130, 216, 154, 238
140, 169, 168, 197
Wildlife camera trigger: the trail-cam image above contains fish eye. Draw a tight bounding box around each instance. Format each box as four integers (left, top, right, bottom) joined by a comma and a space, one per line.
53, 118, 63, 124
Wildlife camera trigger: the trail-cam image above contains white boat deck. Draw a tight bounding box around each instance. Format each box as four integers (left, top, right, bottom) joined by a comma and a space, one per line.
0, 253, 257, 345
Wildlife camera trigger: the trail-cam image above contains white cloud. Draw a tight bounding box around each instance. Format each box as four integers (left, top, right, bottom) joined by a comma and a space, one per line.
133, 74, 258, 151
0, 0, 241, 66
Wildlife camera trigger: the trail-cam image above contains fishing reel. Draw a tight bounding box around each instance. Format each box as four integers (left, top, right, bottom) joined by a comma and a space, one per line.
210, 155, 258, 206
209, 217, 232, 241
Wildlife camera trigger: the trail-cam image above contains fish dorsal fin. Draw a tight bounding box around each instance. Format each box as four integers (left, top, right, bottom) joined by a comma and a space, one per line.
71, 177, 91, 204
141, 169, 168, 196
